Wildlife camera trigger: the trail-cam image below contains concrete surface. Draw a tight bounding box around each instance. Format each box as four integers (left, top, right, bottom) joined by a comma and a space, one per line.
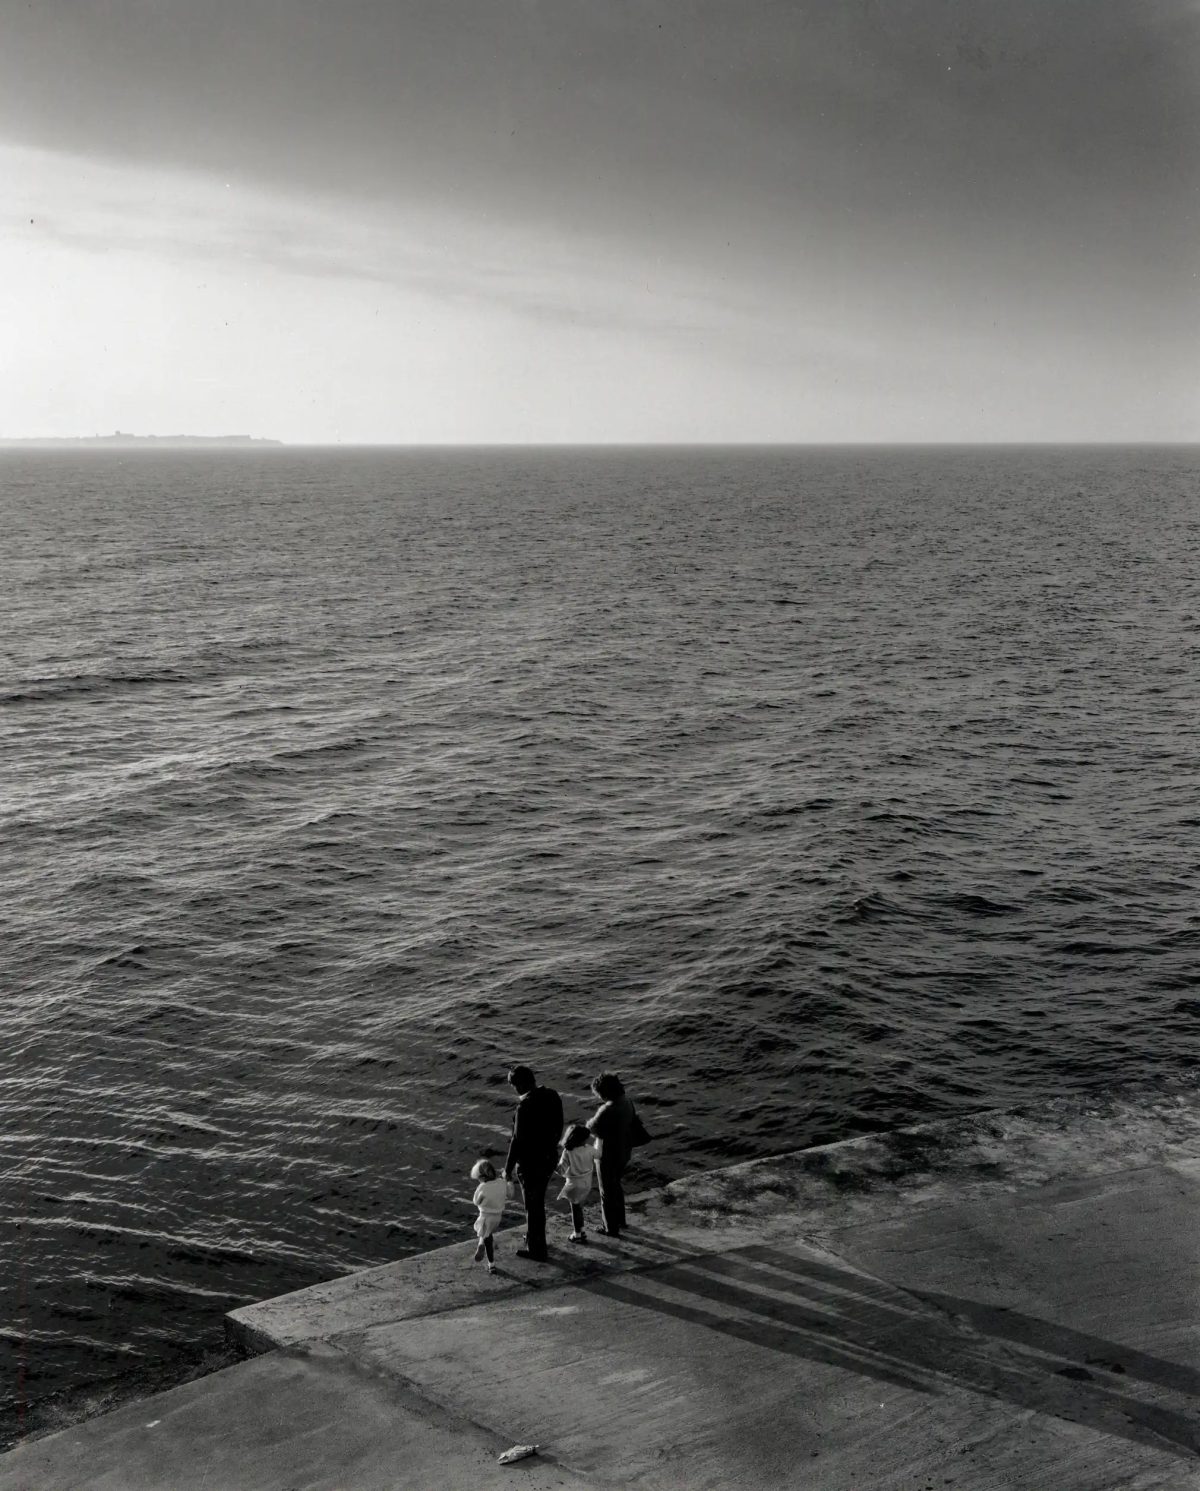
0, 1342, 597, 1491
3, 1083, 1199, 1490
343, 1230, 1198, 1490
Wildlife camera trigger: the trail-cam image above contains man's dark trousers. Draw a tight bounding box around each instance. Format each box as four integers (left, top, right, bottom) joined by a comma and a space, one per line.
519, 1165, 552, 1259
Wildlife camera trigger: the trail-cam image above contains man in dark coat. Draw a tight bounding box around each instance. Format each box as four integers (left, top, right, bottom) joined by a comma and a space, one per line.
503, 1064, 563, 1262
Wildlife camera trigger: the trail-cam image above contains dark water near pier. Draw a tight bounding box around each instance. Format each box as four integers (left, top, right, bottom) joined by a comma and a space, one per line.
2, 444, 1198, 1435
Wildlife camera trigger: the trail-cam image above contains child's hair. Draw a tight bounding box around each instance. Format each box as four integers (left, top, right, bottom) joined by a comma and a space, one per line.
470, 1158, 497, 1182
561, 1122, 591, 1151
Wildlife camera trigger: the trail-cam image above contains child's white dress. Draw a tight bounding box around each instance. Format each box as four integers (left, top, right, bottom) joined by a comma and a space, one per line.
556, 1142, 597, 1204
473, 1176, 508, 1239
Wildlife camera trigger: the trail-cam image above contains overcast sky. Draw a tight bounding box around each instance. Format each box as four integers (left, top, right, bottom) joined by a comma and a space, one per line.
1, 1, 1196, 442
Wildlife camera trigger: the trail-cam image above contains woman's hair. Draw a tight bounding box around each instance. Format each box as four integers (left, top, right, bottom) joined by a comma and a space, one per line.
591, 1071, 625, 1101
561, 1122, 591, 1151
470, 1158, 497, 1182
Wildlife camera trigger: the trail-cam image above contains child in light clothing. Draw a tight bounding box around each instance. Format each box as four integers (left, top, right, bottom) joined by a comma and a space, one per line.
470, 1158, 506, 1273
556, 1123, 597, 1242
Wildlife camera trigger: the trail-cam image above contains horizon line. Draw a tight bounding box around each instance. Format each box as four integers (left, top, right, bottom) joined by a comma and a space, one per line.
3, 439, 1198, 450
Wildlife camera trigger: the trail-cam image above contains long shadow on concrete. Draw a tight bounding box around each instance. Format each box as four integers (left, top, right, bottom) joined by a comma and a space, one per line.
741, 1244, 1200, 1399
581, 1239, 1200, 1462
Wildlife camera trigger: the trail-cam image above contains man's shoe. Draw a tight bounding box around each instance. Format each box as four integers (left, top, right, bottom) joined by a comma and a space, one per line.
515, 1248, 547, 1262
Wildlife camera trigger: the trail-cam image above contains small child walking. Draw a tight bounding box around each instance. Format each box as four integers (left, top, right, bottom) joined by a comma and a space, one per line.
556, 1123, 597, 1243
470, 1158, 506, 1273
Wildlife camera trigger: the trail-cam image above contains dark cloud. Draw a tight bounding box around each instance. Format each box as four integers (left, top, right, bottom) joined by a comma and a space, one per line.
1, 2, 1195, 246
1, 0, 1195, 437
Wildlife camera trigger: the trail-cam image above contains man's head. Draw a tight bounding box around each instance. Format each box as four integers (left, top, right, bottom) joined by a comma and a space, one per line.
507, 1065, 536, 1095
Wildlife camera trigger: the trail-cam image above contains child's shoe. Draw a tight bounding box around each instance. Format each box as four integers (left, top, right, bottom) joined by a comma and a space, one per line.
487, 1262, 497, 1274
567, 1231, 588, 1244
473, 1242, 485, 1263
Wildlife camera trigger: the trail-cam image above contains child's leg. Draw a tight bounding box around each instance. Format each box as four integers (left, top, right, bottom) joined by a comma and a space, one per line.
570, 1203, 585, 1234
484, 1235, 494, 1263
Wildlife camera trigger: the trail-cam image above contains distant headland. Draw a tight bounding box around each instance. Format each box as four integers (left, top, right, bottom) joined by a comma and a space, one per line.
0, 432, 284, 448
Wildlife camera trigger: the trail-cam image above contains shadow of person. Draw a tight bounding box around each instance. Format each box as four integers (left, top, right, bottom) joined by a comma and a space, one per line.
581, 1240, 1200, 1461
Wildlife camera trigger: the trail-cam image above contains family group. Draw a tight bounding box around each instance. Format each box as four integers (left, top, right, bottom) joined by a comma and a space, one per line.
469, 1066, 651, 1272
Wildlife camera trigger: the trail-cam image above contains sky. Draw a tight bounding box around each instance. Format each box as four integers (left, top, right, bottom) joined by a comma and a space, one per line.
0, 1, 1196, 443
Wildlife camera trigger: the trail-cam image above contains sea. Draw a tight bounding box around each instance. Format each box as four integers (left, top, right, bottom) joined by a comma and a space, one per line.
2, 444, 1198, 1439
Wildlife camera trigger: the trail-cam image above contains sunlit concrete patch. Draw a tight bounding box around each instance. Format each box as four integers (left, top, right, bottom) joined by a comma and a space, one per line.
596, 1367, 653, 1386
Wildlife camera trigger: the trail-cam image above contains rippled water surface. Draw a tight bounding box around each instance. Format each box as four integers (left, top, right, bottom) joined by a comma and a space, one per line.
2, 444, 1198, 1433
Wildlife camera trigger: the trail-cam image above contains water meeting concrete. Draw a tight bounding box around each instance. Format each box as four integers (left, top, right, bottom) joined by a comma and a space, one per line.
3, 1084, 1198, 1489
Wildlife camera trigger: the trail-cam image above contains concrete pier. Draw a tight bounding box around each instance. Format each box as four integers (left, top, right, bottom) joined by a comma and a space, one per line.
3, 1085, 1198, 1489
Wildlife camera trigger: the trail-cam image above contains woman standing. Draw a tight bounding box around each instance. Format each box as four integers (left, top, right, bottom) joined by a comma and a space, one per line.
586, 1072, 649, 1238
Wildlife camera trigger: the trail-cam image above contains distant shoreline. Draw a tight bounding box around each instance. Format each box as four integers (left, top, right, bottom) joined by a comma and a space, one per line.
0, 435, 284, 448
